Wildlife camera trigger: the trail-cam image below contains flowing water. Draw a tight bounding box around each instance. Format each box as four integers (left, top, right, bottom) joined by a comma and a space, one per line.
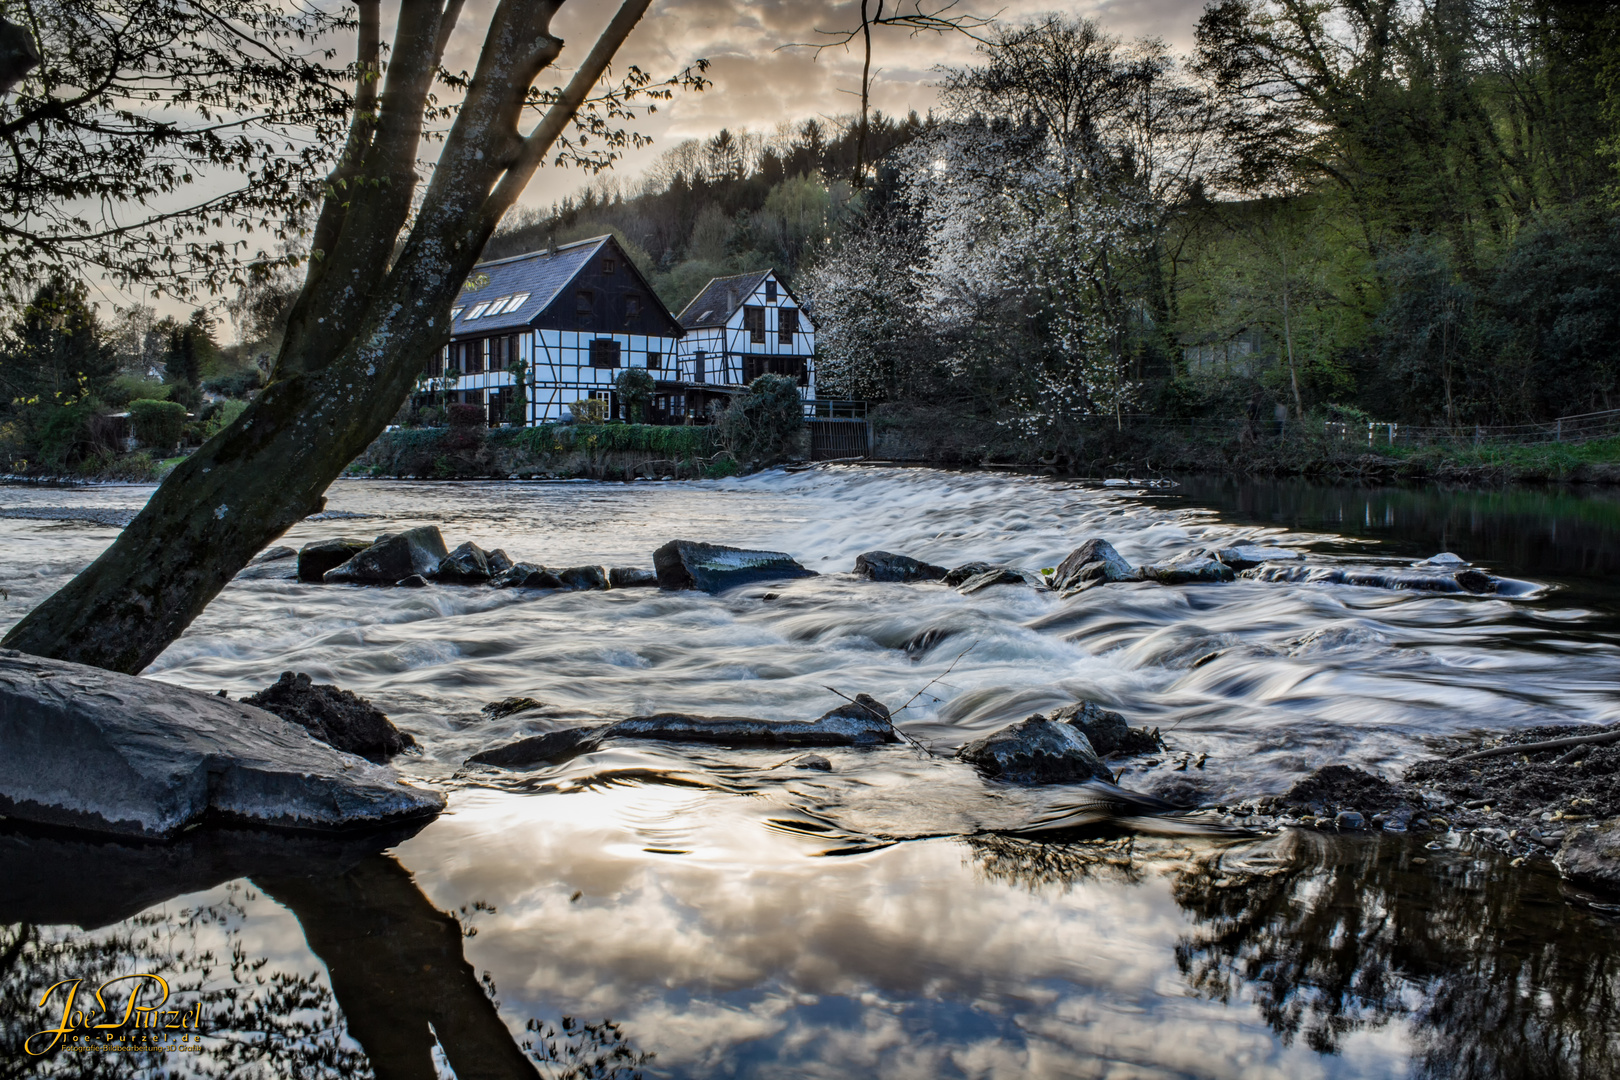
3, 468, 1619, 1078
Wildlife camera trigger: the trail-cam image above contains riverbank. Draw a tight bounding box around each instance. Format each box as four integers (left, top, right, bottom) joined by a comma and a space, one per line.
871, 405, 1620, 486
346, 422, 732, 481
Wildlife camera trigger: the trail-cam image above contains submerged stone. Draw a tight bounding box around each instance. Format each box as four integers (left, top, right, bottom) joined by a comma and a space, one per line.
854, 551, 949, 583
957, 717, 1113, 784
297, 537, 370, 582
0, 652, 442, 839
608, 566, 658, 588
604, 694, 896, 747
243, 671, 415, 762
1213, 545, 1304, 572
654, 540, 817, 593
395, 574, 427, 588
324, 526, 449, 585
493, 562, 563, 589
1051, 539, 1135, 590
466, 727, 604, 768
956, 566, 1047, 594
942, 562, 997, 587
480, 696, 548, 720
251, 545, 298, 565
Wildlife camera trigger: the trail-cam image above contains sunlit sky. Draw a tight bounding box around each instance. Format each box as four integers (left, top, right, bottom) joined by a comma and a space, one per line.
527, 0, 1209, 205
118, 0, 1210, 327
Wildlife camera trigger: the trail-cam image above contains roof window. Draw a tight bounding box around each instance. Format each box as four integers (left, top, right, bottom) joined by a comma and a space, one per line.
502, 292, 530, 314
450, 307, 464, 321
463, 302, 490, 320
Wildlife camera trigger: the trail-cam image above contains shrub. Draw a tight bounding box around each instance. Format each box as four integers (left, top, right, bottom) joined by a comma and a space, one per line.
105, 374, 168, 407
615, 368, 655, 422
570, 398, 609, 424
201, 368, 262, 398
717, 373, 805, 464
128, 398, 187, 451
448, 402, 485, 428
204, 399, 249, 439
35, 401, 100, 469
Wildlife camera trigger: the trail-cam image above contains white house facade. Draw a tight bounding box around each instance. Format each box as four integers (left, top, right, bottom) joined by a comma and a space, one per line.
423, 235, 685, 425
663, 270, 817, 422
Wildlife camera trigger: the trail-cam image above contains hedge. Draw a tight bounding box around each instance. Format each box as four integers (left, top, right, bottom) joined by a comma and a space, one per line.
128, 399, 187, 450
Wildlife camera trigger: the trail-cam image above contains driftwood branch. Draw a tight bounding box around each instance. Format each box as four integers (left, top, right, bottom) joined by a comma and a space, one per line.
1454, 728, 1620, 763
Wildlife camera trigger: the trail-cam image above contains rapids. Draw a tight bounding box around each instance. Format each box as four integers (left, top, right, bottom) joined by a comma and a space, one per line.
2, 467, 1618, 1078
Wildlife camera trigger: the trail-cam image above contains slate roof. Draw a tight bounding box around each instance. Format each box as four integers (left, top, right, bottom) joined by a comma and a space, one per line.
676, 270, 773, 330
450, 236, 606, 335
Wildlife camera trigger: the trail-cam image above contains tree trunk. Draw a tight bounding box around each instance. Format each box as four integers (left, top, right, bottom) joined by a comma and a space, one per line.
3, 0, 654, 673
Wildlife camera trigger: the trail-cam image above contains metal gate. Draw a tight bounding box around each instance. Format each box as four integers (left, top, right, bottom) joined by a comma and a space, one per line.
809, 419, 871, 461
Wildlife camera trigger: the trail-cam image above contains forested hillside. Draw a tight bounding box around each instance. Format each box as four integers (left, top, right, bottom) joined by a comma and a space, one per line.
489, 0, 1620, 443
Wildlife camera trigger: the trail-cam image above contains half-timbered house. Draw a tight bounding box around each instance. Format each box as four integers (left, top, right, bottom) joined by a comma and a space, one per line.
662, 270, 817, 422
425, 235, 684, 425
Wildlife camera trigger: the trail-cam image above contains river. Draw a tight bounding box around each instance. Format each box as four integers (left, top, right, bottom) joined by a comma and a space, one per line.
2, 468, 1617, 1078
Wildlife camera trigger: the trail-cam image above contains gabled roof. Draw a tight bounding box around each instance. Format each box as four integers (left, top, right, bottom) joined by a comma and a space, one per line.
452, 236, 607, 334
676, 270, 773, 330
451, 234, 684, 338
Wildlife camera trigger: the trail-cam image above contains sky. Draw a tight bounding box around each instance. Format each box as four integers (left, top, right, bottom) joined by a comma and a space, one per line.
472, 0, 1211, 212
121, 0, 1212, 329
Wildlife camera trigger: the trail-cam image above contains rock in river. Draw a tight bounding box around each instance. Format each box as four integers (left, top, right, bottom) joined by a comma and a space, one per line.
1138, 553, 1236, 585
298, 537, 370, 582
957, 716, 1114, 783
494, 562, 563, 589
0, 651, 443, 839
1050, 700, 1162, 756
1212, 545, 1303, 572
854, 551, 949, 582
955, 566, 1047, 594
324, 526, 449, 584
1050, 538, 1135, 590
1555, 819, 1620, 896
654, 540, 817, 593
242, 671, 415, 761
609, 566, 658, 588
434, 540, 496, 584
604, 694, 897, 747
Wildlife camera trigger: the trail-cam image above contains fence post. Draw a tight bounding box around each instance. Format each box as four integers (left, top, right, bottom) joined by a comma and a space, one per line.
1556, 418, 1562, 442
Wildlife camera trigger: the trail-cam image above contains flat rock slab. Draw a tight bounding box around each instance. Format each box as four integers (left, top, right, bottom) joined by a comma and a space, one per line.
1213, 545, 1304, 571
956, 566, 1047, 594
1556, 819, 1620, 895
654, 540, 817, 593
0, 651, 443, 839
606, 697, 896, 747
466, 728, 603, 768
854, 551, 948, 582
957, 717, 1113, 783
1139, 555, 1236, 585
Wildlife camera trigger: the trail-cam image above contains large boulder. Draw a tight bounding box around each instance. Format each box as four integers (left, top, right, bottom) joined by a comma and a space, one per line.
324, 526, 449, 585
434, 541, 494, 584
298, 537, 370, 582
242, 671, 414, 761
1051, 539, 1135, 591
1556, 819, 1620, 895
654, 540, 817, 593
957, 716, 1113, 783
0, 651, 443, 839
854, 551, 948, 583
602, 694, 896, 747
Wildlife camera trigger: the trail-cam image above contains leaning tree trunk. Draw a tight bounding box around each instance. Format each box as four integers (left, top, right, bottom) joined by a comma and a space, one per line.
3, 0, 654, 673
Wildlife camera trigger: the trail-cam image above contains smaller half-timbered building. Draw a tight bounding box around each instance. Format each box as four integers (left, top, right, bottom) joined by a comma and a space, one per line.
663, 270, 816, 422
426, 235, 684, 425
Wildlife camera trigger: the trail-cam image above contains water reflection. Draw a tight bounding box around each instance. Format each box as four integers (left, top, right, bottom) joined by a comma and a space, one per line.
1165, 831, 1620, 1080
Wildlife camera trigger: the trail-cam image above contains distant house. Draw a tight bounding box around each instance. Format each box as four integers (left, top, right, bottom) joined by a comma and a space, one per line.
664, 270, 817, 423
427, 235, 684, 424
